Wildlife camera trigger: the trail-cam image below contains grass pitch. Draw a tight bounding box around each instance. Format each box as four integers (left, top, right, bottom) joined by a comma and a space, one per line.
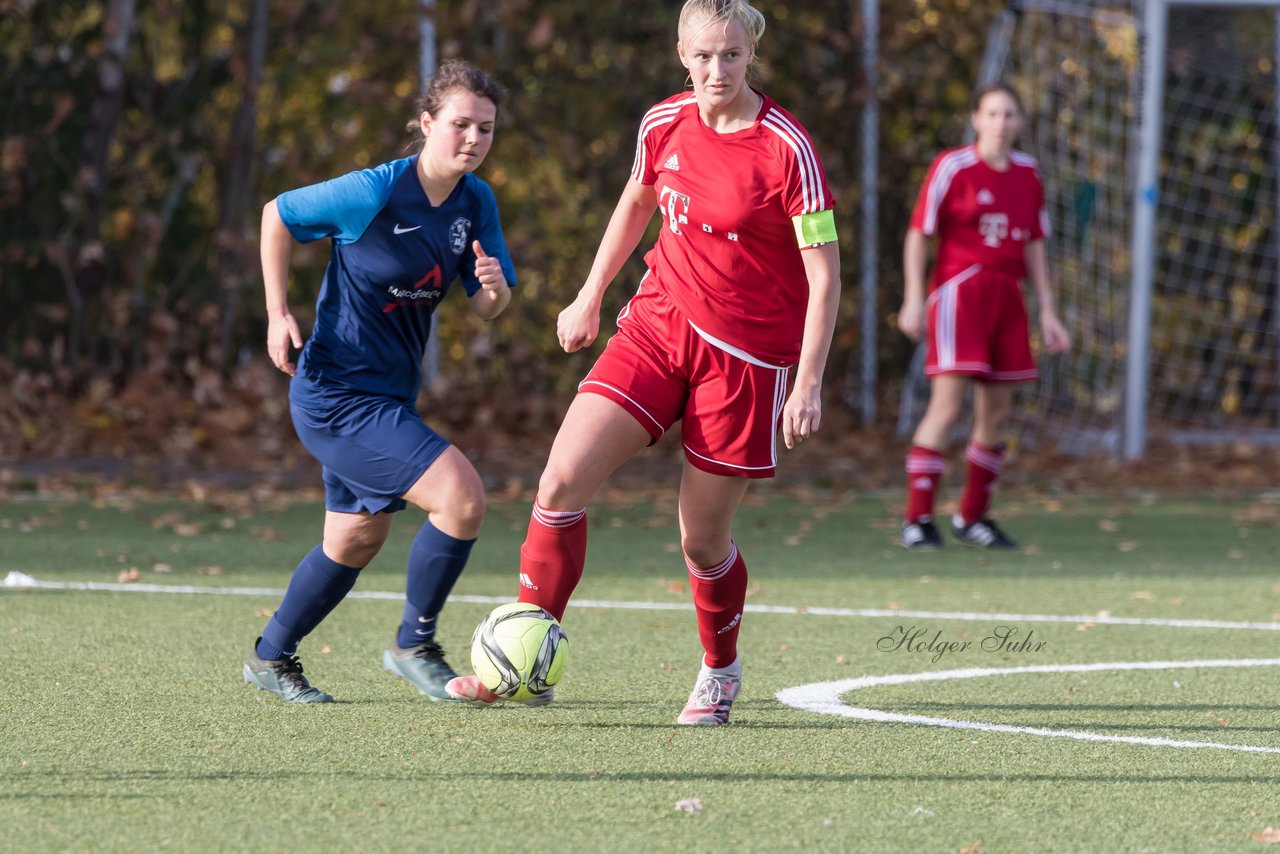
2, 489, 1279, 851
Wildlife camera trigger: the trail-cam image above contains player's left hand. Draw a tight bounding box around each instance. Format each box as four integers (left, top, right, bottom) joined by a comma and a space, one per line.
782, 385, 822, 450
1040, 309, 1070, 355
473, 240, 507, 293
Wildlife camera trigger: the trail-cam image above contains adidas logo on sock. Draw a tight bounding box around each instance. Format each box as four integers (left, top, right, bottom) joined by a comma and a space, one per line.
519, 572, 539, 590
663, 153, 680, 171
716, 612, 742, 634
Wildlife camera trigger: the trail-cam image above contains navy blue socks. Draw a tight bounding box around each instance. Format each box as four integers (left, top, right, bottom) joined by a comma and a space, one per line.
257, 544, 362, 660
396, 519, 476, 649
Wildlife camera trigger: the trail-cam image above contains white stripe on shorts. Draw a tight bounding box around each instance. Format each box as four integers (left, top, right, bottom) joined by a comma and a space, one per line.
928, 264, 982, 371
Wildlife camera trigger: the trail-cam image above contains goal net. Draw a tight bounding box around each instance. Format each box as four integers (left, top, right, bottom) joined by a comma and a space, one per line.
901, 0, 1280, 454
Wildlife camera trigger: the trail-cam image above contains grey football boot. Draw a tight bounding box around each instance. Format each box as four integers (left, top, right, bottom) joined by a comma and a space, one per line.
382, 639, 461, 702
243, 640, 334, 703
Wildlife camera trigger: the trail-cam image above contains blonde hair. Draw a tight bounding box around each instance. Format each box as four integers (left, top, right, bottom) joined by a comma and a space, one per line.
678, 0, 766, 54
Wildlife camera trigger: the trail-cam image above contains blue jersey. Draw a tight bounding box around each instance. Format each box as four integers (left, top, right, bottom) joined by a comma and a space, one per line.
277, 156, 517, 406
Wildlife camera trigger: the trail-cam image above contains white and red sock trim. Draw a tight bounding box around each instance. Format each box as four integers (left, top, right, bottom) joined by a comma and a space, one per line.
966, 443, 1005, 475
905, 456, 946, 475
531, 502, 586, 529
685, 542, 739, 582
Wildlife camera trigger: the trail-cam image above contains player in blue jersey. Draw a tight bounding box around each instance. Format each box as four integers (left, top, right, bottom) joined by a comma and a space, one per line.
242, 60, 517, 704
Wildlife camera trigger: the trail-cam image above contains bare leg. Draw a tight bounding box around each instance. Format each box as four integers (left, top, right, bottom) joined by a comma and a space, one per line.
322, 510, 394, 567
911, 374, 970, 450
518, 393, 654, 620
972, 382, 1013, 448
536, 393, 653, 510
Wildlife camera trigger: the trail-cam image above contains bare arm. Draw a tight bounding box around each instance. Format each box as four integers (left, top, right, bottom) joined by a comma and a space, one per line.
261, 199, 303, 375
466, 239, 512, 321
782, 242, 841, 449
557, 178, 657, 352
1024, 239, 1070, 354
898, 227, 929, 341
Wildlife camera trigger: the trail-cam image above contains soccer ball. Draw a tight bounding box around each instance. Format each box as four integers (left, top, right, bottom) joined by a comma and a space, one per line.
470, 602, 568, 702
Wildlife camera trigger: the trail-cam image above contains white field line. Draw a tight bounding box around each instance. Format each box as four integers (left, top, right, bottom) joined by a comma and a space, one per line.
4, 573, 1280, 632
775, 659, 1280, 755
10, 573, 1279, 752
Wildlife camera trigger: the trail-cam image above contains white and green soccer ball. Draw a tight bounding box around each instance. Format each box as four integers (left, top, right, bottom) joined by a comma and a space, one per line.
470, 602, 568, 702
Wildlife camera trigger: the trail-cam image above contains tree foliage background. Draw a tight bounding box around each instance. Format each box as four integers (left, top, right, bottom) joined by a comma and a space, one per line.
0, 0, 1004, 465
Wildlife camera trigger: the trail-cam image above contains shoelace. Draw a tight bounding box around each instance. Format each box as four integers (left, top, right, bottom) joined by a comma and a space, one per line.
690, 675, 728, 708
272, 655, 310, 689
411, 641, 446, 663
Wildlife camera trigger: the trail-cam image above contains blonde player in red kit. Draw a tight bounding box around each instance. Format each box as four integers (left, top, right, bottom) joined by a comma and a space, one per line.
446, 0, 840, 724
898, 82, 1070, 551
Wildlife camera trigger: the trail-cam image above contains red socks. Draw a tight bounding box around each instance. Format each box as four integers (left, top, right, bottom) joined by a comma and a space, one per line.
904, 446, 945, 522
519, 499, 749, 668
516, 502, 587, 622
959, 442, 1004, 525
686, 543, 747, 669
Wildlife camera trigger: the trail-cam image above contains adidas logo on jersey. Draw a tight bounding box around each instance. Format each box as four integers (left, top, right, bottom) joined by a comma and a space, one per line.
977, 188, 995, 205
663, 153, 680, 171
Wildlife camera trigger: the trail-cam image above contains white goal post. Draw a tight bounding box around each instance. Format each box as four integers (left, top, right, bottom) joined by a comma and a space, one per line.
1127, 0, 1280, 457
901, 0, 1280, 458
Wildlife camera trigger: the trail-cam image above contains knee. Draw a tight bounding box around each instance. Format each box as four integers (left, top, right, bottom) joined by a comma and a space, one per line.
536, 464, 580, 510
925, 394, 963, 426
406, 463, 487, 538
975, 401, 1011, 432
681, 533, 732, 569
438, 480, 486, 538
456, 485, 486, 531
975, 412, 1009, 436
325, 530, 383, 568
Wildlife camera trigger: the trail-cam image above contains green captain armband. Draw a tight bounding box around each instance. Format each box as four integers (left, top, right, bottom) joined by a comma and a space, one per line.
792, 209, 837, 247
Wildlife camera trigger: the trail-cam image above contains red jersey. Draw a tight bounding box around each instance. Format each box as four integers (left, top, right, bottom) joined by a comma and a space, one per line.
909, 144, 1049, 289
630, 91, 835, 367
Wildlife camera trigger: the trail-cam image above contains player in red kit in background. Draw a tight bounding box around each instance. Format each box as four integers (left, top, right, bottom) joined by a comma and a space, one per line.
898, 82, 1070, 551
446, 0, 840, 725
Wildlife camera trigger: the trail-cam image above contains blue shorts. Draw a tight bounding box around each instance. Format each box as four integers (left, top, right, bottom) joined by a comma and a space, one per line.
290, 392, 450, 515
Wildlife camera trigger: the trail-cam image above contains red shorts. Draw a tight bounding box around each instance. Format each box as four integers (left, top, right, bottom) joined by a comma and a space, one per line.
580, 284, 791, 479
925, 264, 1038, 382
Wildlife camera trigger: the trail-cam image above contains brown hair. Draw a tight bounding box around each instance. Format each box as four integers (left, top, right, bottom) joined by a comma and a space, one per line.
406, 60, 506, 144
971, 81, 1025, 116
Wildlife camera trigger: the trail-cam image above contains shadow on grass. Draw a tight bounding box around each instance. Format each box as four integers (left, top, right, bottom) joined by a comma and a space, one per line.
4, 769, 1278, 789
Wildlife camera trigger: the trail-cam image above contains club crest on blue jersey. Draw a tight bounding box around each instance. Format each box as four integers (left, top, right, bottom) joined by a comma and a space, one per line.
449, 217, 470, 254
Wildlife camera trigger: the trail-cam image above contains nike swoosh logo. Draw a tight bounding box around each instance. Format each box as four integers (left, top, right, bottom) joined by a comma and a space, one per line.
393, 224, 421, 235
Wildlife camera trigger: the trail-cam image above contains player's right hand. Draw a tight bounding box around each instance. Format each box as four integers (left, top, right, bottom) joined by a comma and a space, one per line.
268, 312, 303, 376
556, 292, 601, 353
897, 300, 925, 342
